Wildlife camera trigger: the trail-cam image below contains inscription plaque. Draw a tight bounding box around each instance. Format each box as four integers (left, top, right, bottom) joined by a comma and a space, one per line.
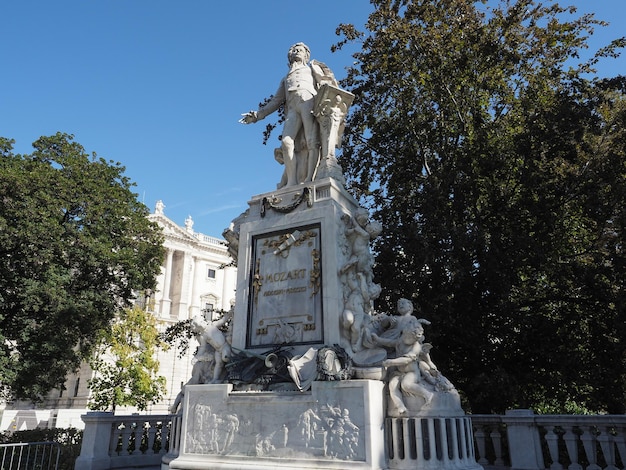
247, 224, 323, 348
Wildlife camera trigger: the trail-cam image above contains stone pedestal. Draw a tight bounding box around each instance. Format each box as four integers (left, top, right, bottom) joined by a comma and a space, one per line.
168, 380, 386, 470
230, 177, 359, 358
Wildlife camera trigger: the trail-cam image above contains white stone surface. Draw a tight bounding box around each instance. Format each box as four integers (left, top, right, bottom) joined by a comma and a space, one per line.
240, 43, 352, 189
231, 177, 359, 358
169, 380, 385, 470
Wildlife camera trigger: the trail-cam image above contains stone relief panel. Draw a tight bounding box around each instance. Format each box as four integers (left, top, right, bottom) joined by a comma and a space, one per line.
184, 388, 366, 461
247, 224, 323, 348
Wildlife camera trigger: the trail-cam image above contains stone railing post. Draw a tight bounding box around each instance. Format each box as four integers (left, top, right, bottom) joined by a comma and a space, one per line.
503, 409, 544, 470
74, 412, 114, 470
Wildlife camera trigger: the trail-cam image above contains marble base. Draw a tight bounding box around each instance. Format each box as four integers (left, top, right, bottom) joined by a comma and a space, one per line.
168, 380, 386, 470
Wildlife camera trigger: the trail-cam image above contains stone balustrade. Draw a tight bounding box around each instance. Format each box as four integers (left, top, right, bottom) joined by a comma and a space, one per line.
74, 412, 181, 470
75, 410, 626, 470
471, 410, 626, 470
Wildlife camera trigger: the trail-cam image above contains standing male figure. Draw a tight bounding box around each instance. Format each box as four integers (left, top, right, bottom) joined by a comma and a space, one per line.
240, 42, 337, 187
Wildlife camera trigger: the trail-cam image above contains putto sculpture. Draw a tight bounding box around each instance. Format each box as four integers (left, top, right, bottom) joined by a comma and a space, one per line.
351, 298, 462, 417
240, 42, 353, 188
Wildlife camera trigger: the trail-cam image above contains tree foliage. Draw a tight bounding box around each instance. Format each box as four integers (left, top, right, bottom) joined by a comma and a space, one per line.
88, 306, 167, 412
336, 0, 626, 413
0, 133, 165, 402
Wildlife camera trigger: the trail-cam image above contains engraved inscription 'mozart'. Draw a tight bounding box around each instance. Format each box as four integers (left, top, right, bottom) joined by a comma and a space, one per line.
247, 225, 323, 348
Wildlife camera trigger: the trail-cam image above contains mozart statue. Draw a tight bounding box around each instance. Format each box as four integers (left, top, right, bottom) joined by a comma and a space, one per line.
240, 42, 352, 188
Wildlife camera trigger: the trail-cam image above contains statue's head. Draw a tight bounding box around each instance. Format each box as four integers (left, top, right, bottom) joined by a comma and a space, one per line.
397, 298, 414, 315
288, 42, 310, 65
190, 315, 208, 333
354, 207, 369, 226
366, 220, 382, 237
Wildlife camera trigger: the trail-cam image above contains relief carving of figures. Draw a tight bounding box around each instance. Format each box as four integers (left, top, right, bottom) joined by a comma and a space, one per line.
184, 399, 364, 461
240, 42, 352, 188
320, 404, 360, 460
297, 407, 322, 449
186, 407, 241, 455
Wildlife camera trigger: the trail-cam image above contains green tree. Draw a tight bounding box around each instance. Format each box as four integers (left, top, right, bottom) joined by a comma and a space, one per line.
0, 133, 165, 402
88, 306, 167, 412
336, 0, 626, 413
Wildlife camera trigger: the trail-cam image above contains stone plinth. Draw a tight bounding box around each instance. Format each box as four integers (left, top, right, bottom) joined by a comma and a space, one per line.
230, 177, 359, 358
168, 379, 386, 470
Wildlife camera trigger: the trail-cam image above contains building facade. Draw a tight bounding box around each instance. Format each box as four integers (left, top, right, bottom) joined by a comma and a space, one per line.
0, 201, 237, 430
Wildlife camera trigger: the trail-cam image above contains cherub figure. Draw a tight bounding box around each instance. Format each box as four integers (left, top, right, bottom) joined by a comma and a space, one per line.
375, 298, 430, 345
419, 343, 455, 392
340, 208, 382, 287
372, 326, 434, 416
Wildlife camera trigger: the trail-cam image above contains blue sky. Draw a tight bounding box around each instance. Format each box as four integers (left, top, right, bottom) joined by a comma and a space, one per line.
2, 1, 624, 238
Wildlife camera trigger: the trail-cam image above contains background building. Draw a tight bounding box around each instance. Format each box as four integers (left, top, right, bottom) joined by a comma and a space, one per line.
0, 201, 237, 430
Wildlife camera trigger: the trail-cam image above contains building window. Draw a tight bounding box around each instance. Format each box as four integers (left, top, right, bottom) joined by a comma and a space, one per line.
74, 378, 80, 397
207, 268, 216, 279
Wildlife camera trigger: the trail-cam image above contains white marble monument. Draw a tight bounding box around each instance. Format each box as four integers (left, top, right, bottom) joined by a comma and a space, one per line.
167, 43, 481, 470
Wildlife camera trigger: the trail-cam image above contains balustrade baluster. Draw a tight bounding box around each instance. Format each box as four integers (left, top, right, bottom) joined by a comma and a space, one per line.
449, 418, 460, 463
491, 426, 504, 466
563, 425, 582, 470
171, 415, 182, 454
474, 425, 489, 465
598, 426, 618, 470
580, 426, 602, 470
545, 426, 563, 470
109, 422, 121, 456
131, 422, 142, 455
614, 426, 626, 470
442, 419, 451, 462
146, 421, 158, 454
120, 421, 133, 456
427, 418, 437, 461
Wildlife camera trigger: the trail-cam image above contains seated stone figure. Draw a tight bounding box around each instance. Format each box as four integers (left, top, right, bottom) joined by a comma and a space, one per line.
170, 311, 232, 413
370, 299, 462, 416
372, 327, 433, 416
375, 298, 430, 345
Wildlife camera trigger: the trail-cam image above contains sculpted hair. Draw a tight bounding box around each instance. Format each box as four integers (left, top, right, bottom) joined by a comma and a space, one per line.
288, 42, 311, 65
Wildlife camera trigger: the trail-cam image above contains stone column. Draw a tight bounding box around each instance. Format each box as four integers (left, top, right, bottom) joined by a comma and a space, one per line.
160, 248, 174, 317
176, 252, 192, 320
188, 256, 202, 318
